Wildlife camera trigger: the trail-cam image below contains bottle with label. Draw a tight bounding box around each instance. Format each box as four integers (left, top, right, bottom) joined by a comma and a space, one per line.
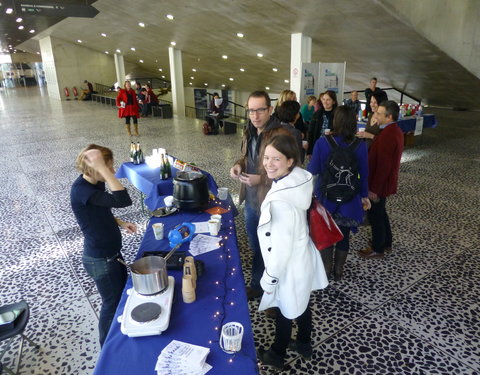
161, 154, 169, 179
165, 155, 172, 178
134, 142, 144, 164
159, 154, 165, 179
130, 142, 135, 163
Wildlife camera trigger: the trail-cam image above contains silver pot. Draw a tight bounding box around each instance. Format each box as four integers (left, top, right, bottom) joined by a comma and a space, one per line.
130, 256, 168, 295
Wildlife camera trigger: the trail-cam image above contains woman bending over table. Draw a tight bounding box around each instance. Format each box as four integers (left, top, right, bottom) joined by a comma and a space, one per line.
256, 134, 328, 370
70, 144, 137, 347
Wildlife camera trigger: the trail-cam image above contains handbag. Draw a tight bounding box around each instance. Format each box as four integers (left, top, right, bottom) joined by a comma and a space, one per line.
308, 197, 343, 251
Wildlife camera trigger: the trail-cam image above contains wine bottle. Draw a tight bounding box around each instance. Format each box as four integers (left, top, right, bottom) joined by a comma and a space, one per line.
130, 142, 135, 163
137, 142, 144, 164
165, 155, 172, 178
159, 154, 166, 179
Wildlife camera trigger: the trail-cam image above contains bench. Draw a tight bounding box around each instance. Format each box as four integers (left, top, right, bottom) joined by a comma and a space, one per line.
220, 119, 240, 134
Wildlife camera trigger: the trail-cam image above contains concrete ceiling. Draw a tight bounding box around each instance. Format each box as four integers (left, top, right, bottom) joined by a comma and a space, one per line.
7, 0, 480, 109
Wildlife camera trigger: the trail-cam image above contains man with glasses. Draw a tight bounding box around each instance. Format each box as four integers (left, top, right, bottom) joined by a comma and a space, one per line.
230, 91, 281, 301
359, 100, 404, 259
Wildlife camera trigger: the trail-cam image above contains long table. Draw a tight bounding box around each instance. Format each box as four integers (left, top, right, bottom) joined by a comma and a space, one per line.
93, 168, 257, 374
358, 114, 437, 134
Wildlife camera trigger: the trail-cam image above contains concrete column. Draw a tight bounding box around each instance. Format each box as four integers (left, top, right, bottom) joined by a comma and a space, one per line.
168, 47, 185, 117
114, 53, 126, 87
290, 33, 312, 98
39, 36, 61, 100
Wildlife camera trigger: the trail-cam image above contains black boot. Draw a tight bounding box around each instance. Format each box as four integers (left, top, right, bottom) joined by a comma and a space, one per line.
334, 248, 348, 281
320, 246, 334, 278
288, 339, 313, 359
257, 347, 285, 370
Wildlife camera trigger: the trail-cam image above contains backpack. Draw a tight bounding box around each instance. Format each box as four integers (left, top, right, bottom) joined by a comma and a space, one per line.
320, 135, 361, 206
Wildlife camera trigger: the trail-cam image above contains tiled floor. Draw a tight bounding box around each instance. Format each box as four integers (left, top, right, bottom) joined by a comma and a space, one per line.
0, 87, 479, 374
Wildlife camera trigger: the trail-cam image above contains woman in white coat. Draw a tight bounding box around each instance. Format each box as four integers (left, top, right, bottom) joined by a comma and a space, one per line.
256, 134, 329, 370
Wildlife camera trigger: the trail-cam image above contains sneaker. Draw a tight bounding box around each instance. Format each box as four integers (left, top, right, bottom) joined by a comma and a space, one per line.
288, 339, 313, 359
257, 347, 285, 370
246, 287, 263, 300
358, 248, 384, 259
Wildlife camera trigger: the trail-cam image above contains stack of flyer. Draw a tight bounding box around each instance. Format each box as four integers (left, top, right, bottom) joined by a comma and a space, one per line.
155, 340, 212, 375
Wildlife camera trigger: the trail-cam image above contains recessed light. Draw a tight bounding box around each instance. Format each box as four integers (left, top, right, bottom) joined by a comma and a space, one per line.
36, 52, 40, 55
272, 68, 278, 72
158, 68, 163, 71
192, 68, 197, 72
18, 25, 24, 30
161, 75, 165, 78
77, 40, 82, 43
284, 79, 289, 83
265, 86, 270, 90
130, 47, 136, 51
16, 17, 22, 22
236, 33, 244, 38
166, 14, 174, 20
104, 51, 109, 54
189, 82, 192, 85
222, 55, 228, 59
229, 77, 234, 81
240, 68, 245, 72
190, 76, 194, 80
221, 84, 226, 87
204, 83, 208, 86
116, 49, 121, 53
257, 53, 263, 58
6, 8, 13, 14
139, 59, 143, 63
101, 33, 107, 37
138, 22, 145, 27
29, 29, 35, 33
170, 41, 176, 46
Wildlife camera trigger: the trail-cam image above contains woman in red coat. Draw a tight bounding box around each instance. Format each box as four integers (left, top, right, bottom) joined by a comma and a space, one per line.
116, 80, 140, 136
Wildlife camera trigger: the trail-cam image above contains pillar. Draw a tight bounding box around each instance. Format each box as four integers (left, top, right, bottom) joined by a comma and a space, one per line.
114, 53, 126, 87
168, 47, 185, 117
290, 33, 312, 100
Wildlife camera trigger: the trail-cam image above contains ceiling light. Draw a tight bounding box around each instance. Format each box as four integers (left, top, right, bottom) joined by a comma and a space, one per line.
222, 55, 228, 59
104, 51, 109, 54
221, 84, 226, 87
284, 79, 289, 83
18, 26, 24, 30
236, 33, 244, 38
16, 17, 22, 22
170, 41, 176, 46
229, 77, 234, 81
36, 52, 40, 55
101, 33, 107, 37
240, 68, 245, 72
189, 82, 192, 85
139, 59, 143, 63
161, 75, 165, 78
190, 76, 194, 79
265, 86, 270, 90
166, 14, 174, 20
29, 29, 35, 33
204, 83, 208, 86
138, 22, 145, 27
158, 68, 163, 71
257, 53, 263, 58
192, 68, 197, 72
116, 49, 121, 53
272, 68, 278, 72
130, 47, 136, 51
77, 40, 82, 43
6, 8, 13, 14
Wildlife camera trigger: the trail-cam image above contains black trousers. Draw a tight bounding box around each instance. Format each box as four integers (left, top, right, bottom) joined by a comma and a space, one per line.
125, 116, 138, 125
367, 197, 392, 253
271, 303, 312, 356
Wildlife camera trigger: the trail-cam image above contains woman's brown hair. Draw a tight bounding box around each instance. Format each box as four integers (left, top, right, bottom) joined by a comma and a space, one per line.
76, 144, 113, 177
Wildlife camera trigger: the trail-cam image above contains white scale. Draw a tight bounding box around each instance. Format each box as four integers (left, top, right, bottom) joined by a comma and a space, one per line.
118, 276, 175, 337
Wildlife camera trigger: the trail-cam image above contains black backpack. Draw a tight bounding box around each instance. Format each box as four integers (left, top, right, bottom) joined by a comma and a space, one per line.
320, 135, 361, 206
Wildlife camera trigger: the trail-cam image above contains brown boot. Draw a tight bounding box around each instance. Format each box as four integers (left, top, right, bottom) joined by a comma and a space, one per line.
133, 123, 139, 136
125, 124, 132, 136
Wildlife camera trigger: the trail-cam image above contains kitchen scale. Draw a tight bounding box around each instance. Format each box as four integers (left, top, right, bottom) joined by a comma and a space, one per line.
117, 276, 175, 337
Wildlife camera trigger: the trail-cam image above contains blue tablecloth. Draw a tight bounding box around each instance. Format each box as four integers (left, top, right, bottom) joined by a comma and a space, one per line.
93, 200, 258, 374
116, 161, 218, 211
358, 114, 437, 133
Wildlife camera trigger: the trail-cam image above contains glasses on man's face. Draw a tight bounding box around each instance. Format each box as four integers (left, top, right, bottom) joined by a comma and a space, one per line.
247, 107, 268, 115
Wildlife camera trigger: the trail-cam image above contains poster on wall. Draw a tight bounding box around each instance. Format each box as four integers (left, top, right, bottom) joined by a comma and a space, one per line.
317, 62, 346, 104
300, 63, 319, 105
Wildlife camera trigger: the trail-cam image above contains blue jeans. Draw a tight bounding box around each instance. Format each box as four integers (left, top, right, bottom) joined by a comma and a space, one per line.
244, 203, 263, 291
83, 253, 127, 346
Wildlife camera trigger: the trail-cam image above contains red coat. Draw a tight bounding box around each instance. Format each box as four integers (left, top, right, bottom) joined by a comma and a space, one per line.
116, 88, 139, 118
368, 123, 404, 197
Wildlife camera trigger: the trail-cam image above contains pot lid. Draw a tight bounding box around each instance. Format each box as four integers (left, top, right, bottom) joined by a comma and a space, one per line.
175, 171, 204, 181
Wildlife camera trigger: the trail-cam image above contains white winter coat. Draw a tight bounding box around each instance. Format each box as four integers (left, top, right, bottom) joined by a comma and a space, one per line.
257, 167, 329, 319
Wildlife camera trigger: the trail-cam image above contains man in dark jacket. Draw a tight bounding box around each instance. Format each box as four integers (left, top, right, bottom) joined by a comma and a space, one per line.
230, 91, 281, 299
359, 100, 404, 259
364, 77, 382, 114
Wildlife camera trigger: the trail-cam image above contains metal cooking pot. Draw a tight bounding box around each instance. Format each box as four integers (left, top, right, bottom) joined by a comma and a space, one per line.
173, 171, 209, 211
130, 256, 169, 295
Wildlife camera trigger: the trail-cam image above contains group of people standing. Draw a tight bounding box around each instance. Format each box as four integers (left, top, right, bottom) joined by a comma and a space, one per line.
115, 80, 159, 137
231, 87, 404, 370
